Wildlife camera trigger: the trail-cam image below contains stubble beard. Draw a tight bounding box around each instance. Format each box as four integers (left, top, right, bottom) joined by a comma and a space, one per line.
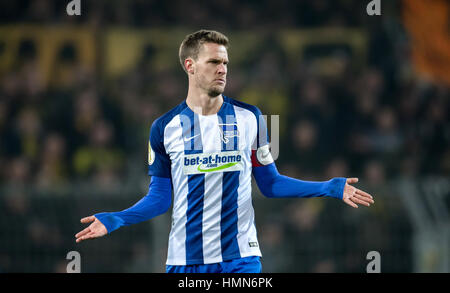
207, 81, 226, 97
207, 86, 224, 98
195, 74, 225, 98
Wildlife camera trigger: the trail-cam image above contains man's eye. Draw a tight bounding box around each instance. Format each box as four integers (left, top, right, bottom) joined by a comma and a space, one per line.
208, 60, 228, 65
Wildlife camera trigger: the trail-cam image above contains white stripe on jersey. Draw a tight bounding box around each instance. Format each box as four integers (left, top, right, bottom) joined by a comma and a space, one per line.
164, 115, 188, 265
234, 105, 261, 258
202, 172, 223, 263
199, 115, 224, 263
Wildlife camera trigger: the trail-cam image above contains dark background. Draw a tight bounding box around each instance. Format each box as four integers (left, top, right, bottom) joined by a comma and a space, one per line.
0, 0, 448, 273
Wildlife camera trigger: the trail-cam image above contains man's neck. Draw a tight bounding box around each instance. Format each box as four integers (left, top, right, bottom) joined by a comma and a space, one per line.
186, 89, 224, 116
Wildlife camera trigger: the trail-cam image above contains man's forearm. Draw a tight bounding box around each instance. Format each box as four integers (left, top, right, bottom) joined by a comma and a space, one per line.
252, 163, 346, 199
94, 176, 172, 233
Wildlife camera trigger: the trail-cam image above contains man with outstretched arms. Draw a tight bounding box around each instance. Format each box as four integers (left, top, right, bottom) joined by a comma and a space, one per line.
75, 30, 374, 273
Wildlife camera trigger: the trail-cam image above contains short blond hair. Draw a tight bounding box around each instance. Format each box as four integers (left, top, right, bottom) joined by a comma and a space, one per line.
179, 30, 229, 73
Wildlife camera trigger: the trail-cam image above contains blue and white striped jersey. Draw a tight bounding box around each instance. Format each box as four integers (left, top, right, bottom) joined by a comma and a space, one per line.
148, 95, 273, 266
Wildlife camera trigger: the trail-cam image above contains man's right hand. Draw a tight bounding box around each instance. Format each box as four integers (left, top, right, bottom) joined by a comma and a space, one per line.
75, 216, 108, 243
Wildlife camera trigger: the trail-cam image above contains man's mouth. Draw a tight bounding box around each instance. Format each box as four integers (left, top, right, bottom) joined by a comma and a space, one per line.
214, 78, 226, 84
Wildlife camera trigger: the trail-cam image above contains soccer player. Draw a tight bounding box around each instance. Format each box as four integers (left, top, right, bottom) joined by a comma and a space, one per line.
75, 30, 374, 273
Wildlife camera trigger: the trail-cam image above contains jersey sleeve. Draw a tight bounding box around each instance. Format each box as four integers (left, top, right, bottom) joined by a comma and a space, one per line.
251, 106, 274, 167
252, 162, 346, 199
148, 119, 171, 178
95, 176, 172, 233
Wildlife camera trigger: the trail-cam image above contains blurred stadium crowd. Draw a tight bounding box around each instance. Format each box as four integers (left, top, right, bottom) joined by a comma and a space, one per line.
0, 0, 448, 272
1, 0, 384, 28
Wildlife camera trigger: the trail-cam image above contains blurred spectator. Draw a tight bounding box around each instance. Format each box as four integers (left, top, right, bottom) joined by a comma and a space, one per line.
368, 106, 403, 154
7, 157, 32, 187
124, 242, 153, 273
13, 107, 42, 161
72, 119, 124, 192
35, 133, 68, 190
364, 160, 386, 186
325, 158, 350, 179
259, 220, 291, 272
289, 119, 325, 178
72, 89, 101, 143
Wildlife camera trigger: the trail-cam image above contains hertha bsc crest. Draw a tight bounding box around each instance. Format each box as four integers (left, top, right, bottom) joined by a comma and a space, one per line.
218, 123, 240, 143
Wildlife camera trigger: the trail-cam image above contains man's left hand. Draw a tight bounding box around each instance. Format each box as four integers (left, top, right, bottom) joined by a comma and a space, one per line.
342, 178, 374, 208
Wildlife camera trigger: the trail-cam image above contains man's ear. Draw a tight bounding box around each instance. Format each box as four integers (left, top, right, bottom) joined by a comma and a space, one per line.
185, 58, 195, 74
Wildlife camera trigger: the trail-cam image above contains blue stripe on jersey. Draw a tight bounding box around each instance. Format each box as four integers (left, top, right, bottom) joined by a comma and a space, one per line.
221, 171, 241, 260
181, 108, 205, 264
186, 173, 205, 264
217, 101, 241, 260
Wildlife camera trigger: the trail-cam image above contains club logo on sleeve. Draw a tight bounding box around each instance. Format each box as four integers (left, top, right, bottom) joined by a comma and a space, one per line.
148, 141, 155, 165
256, 144, 274, 165
183, 151, 244, 175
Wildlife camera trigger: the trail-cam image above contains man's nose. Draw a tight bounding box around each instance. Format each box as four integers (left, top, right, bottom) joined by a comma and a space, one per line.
217, 64, 227, 75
